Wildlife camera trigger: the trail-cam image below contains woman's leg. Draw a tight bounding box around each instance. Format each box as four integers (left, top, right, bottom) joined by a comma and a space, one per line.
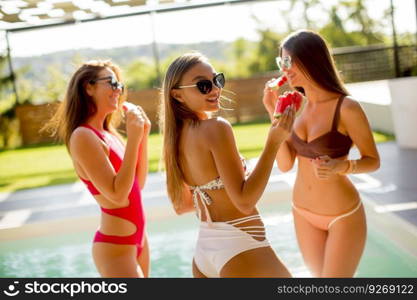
321, 205, 367, 277
137, 233, 150, 278
293, 209, 328, 277
92, 243, 141, 277
220, 246, 291, 278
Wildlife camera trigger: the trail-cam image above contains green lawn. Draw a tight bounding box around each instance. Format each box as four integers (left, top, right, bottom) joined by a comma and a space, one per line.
0, 122, 393, 193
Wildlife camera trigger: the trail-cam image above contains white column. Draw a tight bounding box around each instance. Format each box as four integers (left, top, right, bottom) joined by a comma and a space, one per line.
388, 77, 417, 149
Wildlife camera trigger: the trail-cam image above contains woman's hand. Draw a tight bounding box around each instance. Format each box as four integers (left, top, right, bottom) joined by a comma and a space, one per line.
125, 105, 145, 142
262, 78, 279, 118
311, 155, 348, 179
136, 106, 151, 136
268, 104, 295, 145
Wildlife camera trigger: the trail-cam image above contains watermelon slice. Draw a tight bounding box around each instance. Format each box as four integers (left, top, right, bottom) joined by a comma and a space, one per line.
268, 75, 287, 90
273, 91, 303, 119
122, 102, 137, 112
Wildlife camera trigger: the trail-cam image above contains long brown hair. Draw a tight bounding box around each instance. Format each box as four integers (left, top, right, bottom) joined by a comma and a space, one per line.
43, 60, 126, 148
158, 52, 206, 210
280, 29, 349, 96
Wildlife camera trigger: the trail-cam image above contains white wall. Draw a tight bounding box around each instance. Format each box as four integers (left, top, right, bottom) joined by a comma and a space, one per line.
388, 77, 417, 149
347, 80, 394, 134
347, 77, 417, 149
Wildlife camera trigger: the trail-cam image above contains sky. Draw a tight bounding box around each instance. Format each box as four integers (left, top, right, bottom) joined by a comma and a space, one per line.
2, 0, 416, 57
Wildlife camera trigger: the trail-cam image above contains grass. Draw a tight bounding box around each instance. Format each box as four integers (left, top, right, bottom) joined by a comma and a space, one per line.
0, 121, 394, 193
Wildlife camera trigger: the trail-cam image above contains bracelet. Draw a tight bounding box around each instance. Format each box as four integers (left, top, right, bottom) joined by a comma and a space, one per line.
339, 160, 352, 175
351, 160, 357, 174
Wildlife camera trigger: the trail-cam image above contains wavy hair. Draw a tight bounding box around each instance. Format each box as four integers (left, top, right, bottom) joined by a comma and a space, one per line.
158, 52, 207, 210
43, 59, 126, 148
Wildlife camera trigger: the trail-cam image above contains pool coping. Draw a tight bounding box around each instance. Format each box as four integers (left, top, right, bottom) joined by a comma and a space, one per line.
362, 194, 417, 259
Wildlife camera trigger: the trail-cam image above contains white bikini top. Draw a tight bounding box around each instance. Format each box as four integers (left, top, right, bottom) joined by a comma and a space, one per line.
189, 177, 224, 223
189, 165, 265, 238
189, 157, 249, 223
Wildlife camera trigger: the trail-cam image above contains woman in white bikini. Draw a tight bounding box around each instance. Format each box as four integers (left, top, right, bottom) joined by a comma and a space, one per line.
159, 52, 294, 277
263, 30, 380, 277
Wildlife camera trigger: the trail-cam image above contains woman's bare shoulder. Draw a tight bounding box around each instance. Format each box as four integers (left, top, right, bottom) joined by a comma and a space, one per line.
340, 96, 367, 122
69, 127, 103, 154
342, 96, 362, 111
70, 126, 95, 143
201, 116, 232, 132
194, 117, 234, 146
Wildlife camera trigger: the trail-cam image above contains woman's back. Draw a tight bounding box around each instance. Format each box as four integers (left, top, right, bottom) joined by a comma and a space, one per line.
178, 118, 253, 222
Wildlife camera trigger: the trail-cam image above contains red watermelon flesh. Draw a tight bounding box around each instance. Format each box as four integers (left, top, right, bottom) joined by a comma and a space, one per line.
268, 75, 287, 90
122, 102, 136, 112
273, 91, 303, 118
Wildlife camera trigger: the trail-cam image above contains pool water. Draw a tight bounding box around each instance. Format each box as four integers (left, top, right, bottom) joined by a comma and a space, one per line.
1, 202, 416, 277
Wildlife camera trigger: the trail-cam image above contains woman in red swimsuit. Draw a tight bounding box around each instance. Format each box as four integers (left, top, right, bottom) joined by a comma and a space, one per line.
263, 30, 380, 277
45, 60, 150, 277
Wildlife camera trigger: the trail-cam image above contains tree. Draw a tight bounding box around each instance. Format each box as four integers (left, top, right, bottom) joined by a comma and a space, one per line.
340, 0, 384, 45
222, 38, 256, 79
249, 29, 283, 74
39, 64, 67, 103
124, 59, 159, 90
280, 0, 297, 32
320, 6, 359, 47
0, 54, 18, 149
300, 0, 322, 29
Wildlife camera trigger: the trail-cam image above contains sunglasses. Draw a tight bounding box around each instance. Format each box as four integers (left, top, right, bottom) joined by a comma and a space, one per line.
90, 76, 124, 92
276, 56, 292, 71
178, 73, 225, 94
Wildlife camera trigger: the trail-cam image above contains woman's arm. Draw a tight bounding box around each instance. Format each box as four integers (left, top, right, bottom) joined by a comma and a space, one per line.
276, 139, 297, 172
173, 183, 195, 215
341, 98, 380, 173
136, 135, 148, 190
209, 111, 294, 214
262, 80, 296, 172
312, 98, 380, 178
70, 110, 145, 206
136, 106, 151, 189
262, 78, 278, 122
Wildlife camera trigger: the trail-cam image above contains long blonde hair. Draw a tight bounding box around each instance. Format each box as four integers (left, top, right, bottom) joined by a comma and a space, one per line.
43, 60, 126, 148
159, 52, 207, 210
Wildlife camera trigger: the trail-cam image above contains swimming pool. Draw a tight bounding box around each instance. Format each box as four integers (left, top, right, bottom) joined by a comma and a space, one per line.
1, 199, 416, 278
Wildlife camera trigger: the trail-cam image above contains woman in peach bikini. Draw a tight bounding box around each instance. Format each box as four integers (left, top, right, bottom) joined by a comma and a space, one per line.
263, 30, 380, 277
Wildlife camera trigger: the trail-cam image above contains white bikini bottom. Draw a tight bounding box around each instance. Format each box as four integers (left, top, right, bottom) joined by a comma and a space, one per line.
194, 214, 270, 278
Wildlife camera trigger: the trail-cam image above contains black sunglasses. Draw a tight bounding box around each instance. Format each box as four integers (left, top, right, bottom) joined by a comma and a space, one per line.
178, 73, 225, 94
89, 76, 124, 92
